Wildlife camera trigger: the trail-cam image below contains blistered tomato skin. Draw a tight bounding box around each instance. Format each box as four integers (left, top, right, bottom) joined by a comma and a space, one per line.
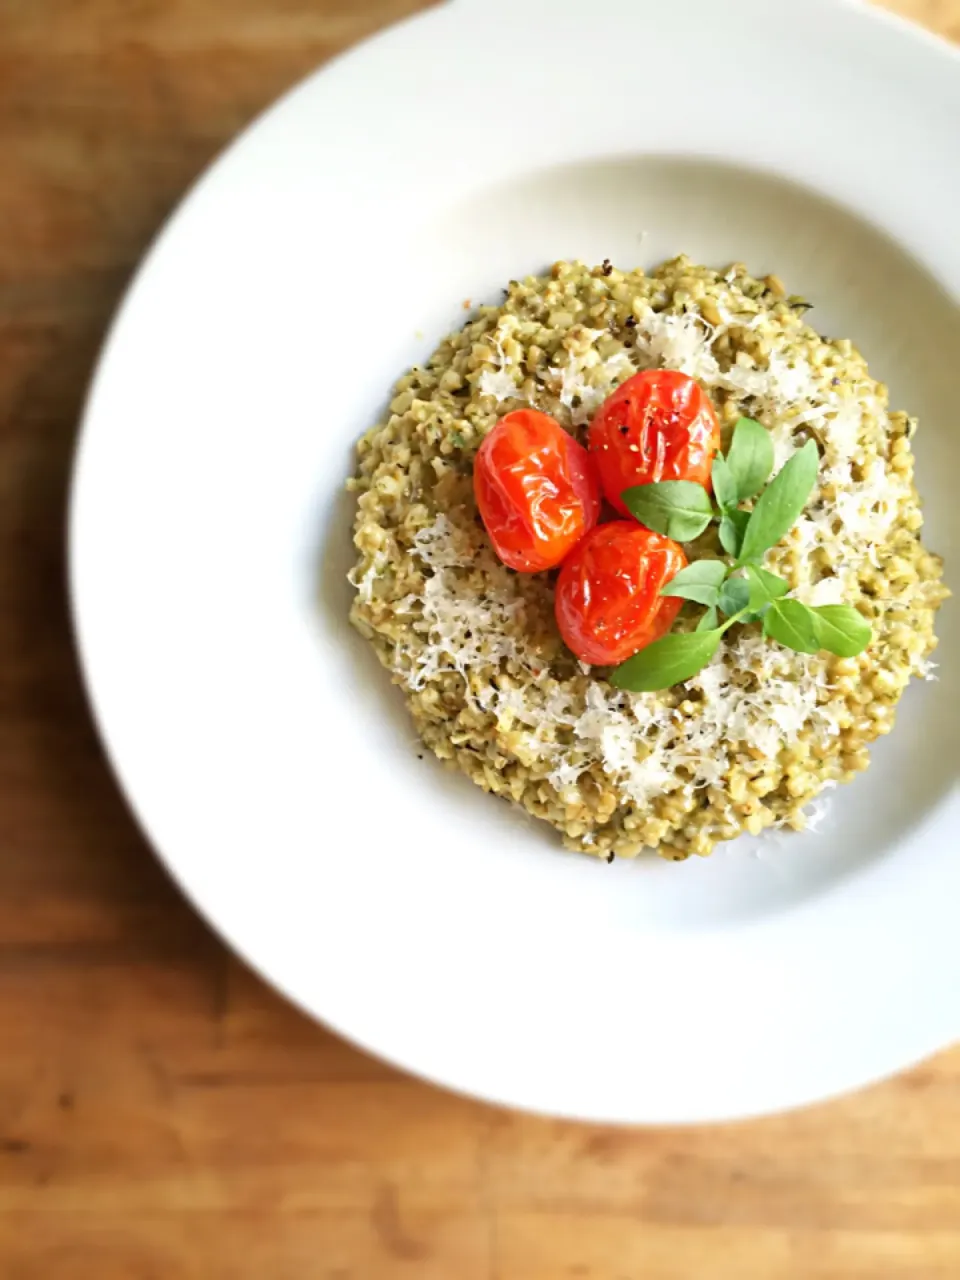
474, 409, 602, 572
554, 522, 688, 666
587, 369, 721, 516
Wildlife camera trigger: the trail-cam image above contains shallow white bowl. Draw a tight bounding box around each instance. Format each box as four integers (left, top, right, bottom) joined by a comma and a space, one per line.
70, 0, 960, 1123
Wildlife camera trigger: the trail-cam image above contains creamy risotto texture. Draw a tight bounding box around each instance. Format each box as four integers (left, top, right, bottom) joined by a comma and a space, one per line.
347, 257, 947, 860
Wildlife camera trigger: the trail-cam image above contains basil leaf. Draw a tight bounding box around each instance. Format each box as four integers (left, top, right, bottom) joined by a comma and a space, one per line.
622, 481, 714, 542
659, 559, 728, 605
697, 607, 719, 632
763, 598, 822, 654
717, 576, 750, 617
809, 604, 871, 658
610, 628, 722, 692
737, 439, 819, 565
725, 416, 774, 500
745, 564, 790, 611
719, 508, 750, 557
711, 454, 738, 511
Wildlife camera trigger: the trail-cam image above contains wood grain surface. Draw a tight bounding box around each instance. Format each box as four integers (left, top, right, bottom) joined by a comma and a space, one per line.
0, 2, 957, 1277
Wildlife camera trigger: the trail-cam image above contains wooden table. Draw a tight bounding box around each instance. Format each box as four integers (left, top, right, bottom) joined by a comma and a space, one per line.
0, 2, 957, 1276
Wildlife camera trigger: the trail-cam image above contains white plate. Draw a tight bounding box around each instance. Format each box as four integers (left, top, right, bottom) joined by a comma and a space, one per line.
70, 0, 960, 1123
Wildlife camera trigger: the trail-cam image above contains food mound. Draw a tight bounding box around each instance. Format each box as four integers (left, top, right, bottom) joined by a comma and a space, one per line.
347, 257, 947, 860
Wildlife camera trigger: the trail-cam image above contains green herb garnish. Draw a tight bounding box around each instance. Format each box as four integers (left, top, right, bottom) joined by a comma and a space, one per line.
736, 439, 818, 565
611, 627, 726, 692
802, 603, 872, 658
722, 414, 774, 501
762, 597, 822, 654
716, 575, 751, 618
745, 564, 790, 609
611, 417, 871, 691
621, 479, 714, 542
718, 507, 750, 558
659, 559, 727, 606
710, 452, 739, 511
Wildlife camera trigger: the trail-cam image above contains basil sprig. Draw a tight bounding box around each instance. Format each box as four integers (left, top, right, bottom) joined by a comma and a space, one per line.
621, 480, 713, 542
762, 597, 822, 654
718, 507, 750, 558
611, 417, 872, 692
798, 603, 871, 658
659, 559, 727, 606
611, 627, 728, 692
710, 453, 739, 511
723, 414, 774, 501
736, 439, 818, 566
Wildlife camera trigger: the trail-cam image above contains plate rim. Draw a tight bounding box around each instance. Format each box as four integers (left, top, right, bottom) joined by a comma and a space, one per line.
68, 0, 960, 1125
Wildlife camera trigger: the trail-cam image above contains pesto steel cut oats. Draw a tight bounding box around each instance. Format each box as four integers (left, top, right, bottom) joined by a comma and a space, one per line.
347, 257, 947, 860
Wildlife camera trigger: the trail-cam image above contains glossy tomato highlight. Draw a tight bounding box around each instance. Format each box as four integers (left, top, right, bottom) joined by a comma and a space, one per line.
554, 521, 687, 666
588, 369, 721, 516
474, 409, 601, 572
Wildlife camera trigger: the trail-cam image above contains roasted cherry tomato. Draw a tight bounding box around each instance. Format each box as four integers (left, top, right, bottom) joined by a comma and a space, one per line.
554, 521, 687, 666
587, 369, 721, 516
474, 409, 601, 572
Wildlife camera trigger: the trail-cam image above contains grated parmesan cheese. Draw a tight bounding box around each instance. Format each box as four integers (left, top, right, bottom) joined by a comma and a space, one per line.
347, 552, 385, 603
478, 366, 520, 403
383, 284, 922, 812
394, 515, 528, 690
629, 304, 912, 593
393, 514, 845, 809
548, 336, 633, 427
349, 258, 946, 857
477, 325, 523, 404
